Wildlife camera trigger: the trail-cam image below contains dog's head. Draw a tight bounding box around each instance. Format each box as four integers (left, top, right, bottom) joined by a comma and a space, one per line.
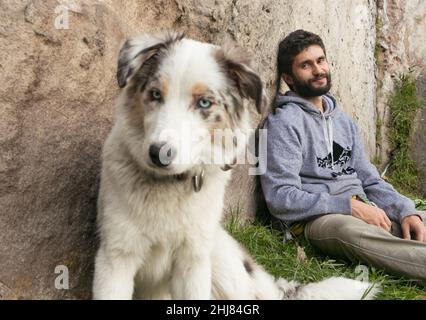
115, 32, 266, 177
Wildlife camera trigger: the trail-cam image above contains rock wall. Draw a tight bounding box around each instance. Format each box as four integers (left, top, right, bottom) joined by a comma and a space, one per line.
375, 0, 426, 191
413, 73, 426, 196
175, 0, 378, 224
0, 0, 415, 299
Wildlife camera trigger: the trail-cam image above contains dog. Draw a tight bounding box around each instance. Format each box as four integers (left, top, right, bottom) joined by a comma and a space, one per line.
92, 32, 379, 299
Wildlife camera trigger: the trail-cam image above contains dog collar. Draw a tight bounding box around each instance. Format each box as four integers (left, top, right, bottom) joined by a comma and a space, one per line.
192, 168, 205, 192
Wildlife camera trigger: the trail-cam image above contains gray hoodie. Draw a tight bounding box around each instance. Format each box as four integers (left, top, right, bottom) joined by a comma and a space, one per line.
260, 91, 416, 225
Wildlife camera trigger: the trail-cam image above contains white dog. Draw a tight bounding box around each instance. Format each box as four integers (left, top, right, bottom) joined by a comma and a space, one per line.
92, 32, 379, 300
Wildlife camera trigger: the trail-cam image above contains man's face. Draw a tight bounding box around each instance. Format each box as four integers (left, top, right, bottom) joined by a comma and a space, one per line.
283, 45, 331, 97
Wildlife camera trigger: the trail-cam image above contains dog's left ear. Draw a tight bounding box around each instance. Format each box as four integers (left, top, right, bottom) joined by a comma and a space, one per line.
216, 43, 267, 114
116, 39, 161, 88
116, 32, 185, 88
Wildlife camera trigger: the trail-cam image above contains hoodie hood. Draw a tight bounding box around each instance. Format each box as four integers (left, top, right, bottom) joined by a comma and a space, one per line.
274, 91, 338, 117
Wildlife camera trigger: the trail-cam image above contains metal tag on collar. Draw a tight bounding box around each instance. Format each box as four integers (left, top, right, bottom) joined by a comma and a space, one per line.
192, 168, 205, 192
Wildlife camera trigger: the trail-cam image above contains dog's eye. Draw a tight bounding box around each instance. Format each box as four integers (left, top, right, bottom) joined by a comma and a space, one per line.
151, 89, 162, 101
197, 98, 212, 109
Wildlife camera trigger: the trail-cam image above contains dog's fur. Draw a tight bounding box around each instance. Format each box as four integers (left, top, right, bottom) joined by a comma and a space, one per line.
93, 32, 379, 300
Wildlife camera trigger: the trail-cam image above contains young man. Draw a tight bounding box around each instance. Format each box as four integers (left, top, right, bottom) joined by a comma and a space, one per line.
260, 29, 426, 281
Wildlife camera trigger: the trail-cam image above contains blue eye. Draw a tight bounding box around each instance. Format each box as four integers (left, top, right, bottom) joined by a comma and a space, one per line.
198, 98, 212, 109
151, 89, 162, 101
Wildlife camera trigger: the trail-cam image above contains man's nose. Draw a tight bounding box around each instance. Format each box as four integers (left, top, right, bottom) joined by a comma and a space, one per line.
312, 63, 321, 75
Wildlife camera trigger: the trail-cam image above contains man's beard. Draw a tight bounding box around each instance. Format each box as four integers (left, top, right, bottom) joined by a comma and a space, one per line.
292, 72, 332, 97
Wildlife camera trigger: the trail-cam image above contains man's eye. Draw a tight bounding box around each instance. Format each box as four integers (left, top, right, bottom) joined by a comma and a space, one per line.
301, 64, 308, 69
197, 98, 212, 109
151, 89, 162, 101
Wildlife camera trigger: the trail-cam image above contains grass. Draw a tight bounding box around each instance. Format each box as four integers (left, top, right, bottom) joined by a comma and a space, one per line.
415, 199, 426, 211
224, 208, 426, 300
386, 73, 423, 196
374, 117, 383, 166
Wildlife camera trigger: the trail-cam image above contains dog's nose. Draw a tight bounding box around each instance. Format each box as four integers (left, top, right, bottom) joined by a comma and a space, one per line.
149, 142, 176, 167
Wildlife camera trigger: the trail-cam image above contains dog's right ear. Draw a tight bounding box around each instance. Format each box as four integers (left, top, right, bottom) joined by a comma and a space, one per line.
116, 39, 162, 88
215, 40, 267, 115
116, 32, 185, 88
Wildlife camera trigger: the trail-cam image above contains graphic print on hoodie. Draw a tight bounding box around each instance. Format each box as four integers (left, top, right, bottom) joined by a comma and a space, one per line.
260, 91, 416, 225
316, 141, 355, 178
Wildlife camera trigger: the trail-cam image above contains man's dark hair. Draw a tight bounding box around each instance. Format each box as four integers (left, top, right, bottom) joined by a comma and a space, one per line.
276, 29, 326, 92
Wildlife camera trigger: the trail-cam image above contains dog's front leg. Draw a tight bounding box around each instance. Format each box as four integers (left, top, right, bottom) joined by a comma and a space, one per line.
171, 247, 212, 299
93, 247, 141, 300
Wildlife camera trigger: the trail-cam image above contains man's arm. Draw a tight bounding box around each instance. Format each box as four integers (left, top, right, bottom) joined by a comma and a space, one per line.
401, 215, 425, 242
351, 198, 392, 231
260, 111, 351, 225
351, 124, 418, 223
351, 197, 425, 241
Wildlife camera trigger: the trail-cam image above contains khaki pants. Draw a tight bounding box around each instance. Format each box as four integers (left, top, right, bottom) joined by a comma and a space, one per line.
304, 212, 426, 281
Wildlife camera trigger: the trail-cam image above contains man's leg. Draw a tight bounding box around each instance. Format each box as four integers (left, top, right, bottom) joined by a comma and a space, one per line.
304, 213, 426, 281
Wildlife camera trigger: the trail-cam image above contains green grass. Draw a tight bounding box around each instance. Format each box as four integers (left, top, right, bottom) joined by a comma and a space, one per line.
386, 73, 423, 196
224, 210, 426, 300
415, 199, 426, 211
374, 117, 383, 166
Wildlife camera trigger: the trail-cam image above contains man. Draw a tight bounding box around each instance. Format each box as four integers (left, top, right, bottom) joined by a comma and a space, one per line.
260, 29, 426, 281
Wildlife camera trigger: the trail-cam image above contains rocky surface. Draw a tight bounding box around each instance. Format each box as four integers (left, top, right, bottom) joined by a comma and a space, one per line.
375, 0, 426, 187
0, 0, 423, 299
412, 72, 426, 196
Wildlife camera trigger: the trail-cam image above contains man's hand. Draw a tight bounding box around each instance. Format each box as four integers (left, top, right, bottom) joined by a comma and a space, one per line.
401, 215, 426, 242
351, 198, 392, 231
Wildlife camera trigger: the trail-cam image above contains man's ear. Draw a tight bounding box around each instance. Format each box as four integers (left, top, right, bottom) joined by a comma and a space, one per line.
215, 41, 267, 114
282, 73, 293, 86
116, 32, 184, 88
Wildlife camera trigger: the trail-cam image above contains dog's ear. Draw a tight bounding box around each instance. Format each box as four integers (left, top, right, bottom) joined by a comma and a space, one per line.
116, 32, 185, 88
117, 40, 161, 88
216, 41, 267, 114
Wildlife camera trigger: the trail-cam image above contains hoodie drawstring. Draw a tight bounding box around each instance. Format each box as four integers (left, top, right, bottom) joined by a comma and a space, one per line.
321, 112, 334, 169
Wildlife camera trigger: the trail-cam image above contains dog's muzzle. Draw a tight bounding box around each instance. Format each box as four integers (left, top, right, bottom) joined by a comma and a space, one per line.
149, 142, 177, 168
